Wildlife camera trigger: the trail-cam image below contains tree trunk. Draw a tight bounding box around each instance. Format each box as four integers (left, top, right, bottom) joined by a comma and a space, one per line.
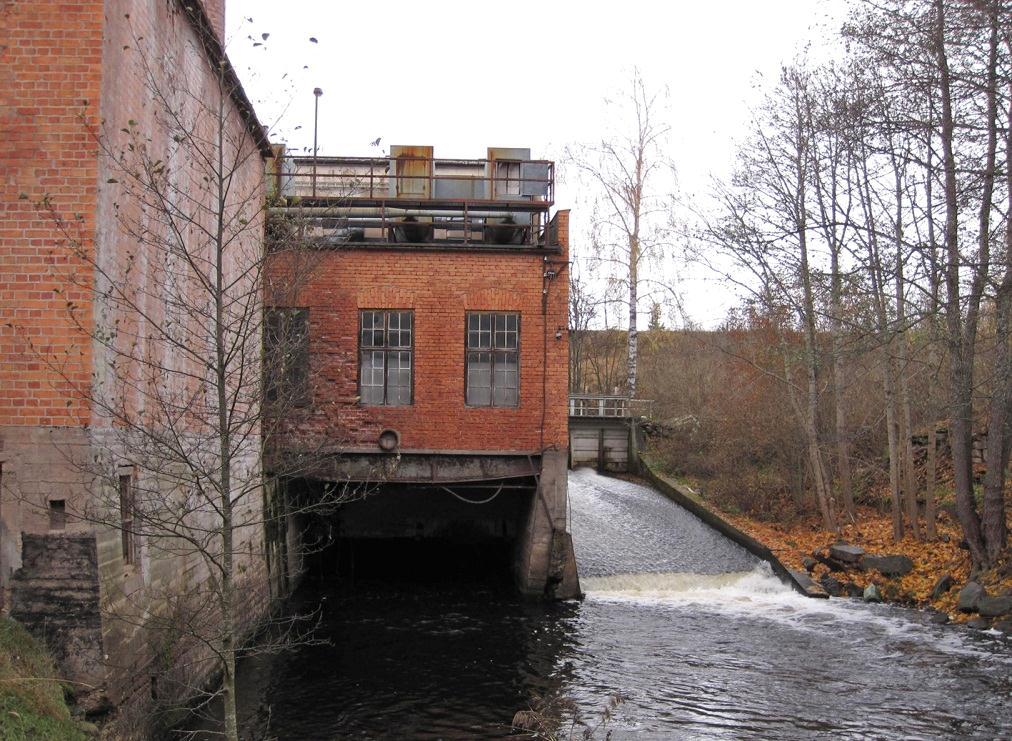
883, 348, 905, 541
982, 277, 1011, 563
829, 211, 854, 523
898, 367, 920, 539
215, 85, 240, 741
790, 86, 836, 533
981, 67, 1012, 564
893, 166, 921, 539
923, 121, 940, 541
806, 407, 836, 531
627, 232, 638, 399
779, 330, 835, 531
925, 424, 938, 540
833, 340, 856, 523
808, 88, 855, 524
799, 230, 836, 531
221, 598, 238, 741
936, 0, 988, 566
858, 148, 902, 540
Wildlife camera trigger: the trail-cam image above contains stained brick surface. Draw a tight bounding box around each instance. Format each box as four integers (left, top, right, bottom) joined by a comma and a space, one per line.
0, 0, 103, 427
270, 212, 571, 455
1, 0, 273, 722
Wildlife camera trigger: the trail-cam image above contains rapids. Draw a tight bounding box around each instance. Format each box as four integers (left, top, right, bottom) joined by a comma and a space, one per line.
178, 469, 1012, 739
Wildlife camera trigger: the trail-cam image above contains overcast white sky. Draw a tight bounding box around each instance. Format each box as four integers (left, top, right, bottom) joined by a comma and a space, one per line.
226, 0, 849, 327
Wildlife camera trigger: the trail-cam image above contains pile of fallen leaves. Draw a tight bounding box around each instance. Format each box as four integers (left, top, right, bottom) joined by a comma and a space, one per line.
717, 503, 1011, 618
637, 467, 1011, 618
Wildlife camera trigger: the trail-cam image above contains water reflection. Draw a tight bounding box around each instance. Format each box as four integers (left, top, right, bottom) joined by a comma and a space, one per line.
178, 582, 580, 739
177, 471, 1012, 739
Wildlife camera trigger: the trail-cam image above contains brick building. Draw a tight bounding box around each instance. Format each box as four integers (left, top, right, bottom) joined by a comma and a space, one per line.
1, 0, 580, 729
265, 146, 579, 596
0, 0, 275, 723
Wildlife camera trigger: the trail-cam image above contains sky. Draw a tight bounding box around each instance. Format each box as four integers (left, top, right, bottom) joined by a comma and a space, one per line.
225, 0, 849, 327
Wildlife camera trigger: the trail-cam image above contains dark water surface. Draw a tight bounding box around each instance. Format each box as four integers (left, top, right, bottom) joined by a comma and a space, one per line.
183, 470, 1012, 739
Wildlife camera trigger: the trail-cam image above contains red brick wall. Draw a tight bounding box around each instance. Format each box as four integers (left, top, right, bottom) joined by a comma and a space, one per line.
2, 0, 270, 712
0, 0, 103, 427
199, 0, 226, 43
272, 211, 570, 454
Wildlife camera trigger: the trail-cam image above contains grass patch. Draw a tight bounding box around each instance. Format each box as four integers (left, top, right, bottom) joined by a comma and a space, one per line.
0, 617, 87, 740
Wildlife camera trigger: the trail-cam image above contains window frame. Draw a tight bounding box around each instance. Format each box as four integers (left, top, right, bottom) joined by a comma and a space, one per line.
358, 309, 414, 406
465, 311, 520, 408
48, 499, 66, 531
264, 307, 310, 408
118, 473, 137, 565
494, 160, 522, 197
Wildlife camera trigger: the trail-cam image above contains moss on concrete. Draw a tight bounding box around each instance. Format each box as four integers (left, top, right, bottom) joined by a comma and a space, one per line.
0, 617, 87, 740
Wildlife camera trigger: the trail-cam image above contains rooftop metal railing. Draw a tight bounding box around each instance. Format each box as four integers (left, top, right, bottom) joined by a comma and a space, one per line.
268, 156, 559, 248
272, 155, 555, 205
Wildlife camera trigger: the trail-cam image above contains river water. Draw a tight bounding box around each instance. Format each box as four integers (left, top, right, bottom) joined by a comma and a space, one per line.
184, 469, 1012, 739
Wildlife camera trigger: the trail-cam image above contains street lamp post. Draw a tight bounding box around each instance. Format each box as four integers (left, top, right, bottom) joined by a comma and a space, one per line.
312, 87, 323, 197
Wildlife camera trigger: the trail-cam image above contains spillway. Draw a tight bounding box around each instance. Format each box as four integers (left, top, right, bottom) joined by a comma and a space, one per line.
177, 470, 1012, 739
569, 467, 791, 596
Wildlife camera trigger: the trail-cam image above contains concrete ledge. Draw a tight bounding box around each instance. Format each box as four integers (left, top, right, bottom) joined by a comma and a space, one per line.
637, 457, 826, 598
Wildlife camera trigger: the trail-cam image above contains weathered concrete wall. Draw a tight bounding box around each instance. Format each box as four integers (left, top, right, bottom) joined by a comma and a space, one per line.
2, 0, 277, 732
9, 534, 104, 706
638, 458, 816, 597
0, 426, 93, 613
515, 449, 579, 598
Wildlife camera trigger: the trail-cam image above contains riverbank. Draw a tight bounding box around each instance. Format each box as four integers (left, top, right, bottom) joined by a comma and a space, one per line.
640, 469, 1011, 627
0, 617, 92, 740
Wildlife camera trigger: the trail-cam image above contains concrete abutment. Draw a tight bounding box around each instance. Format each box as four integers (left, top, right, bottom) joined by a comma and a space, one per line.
281, 449, 580, 598
516, 449, 580, 598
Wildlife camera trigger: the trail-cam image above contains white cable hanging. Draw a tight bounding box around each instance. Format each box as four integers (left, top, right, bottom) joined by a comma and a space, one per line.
440, 483, 504, 505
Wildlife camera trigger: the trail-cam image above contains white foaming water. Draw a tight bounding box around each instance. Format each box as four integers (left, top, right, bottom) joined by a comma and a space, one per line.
581, 562, 792, 602
571, 471, 1012, 667
583, 564, 1012, 666
568, 468, 760, 577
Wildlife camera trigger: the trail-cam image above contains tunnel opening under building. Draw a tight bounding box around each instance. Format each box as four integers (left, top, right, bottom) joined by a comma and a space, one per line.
289, 477, 536, 587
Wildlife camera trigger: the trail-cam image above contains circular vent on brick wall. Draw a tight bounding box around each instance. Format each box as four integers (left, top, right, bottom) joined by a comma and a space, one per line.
378, 429, 400, 452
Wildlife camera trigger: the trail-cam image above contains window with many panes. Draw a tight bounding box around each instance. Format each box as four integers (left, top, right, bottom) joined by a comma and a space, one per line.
466, 312, 519, 407
494, 160, 522, 196
360, 310, 413, 406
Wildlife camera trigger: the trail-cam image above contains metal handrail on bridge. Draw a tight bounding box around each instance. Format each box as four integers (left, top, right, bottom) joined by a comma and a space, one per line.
568, 395, 654, 419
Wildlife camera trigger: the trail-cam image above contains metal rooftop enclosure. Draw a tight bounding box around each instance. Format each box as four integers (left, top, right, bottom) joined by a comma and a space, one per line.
268, 145, 558, 249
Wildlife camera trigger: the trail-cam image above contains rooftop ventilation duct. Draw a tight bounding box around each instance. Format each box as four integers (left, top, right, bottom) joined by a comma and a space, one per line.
389, 145, 433, 199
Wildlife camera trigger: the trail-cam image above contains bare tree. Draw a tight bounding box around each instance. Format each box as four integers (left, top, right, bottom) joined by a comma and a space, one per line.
980, 22, 1012, 564
842, 0, 1010, 561
806, 65, 859, 523
699, 174, 838, 531
17, 10, 355, 739
565, 69, 677, 399
712, 65, 838, 532
568, 268, 598, 394
933, 0, 1006, 567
